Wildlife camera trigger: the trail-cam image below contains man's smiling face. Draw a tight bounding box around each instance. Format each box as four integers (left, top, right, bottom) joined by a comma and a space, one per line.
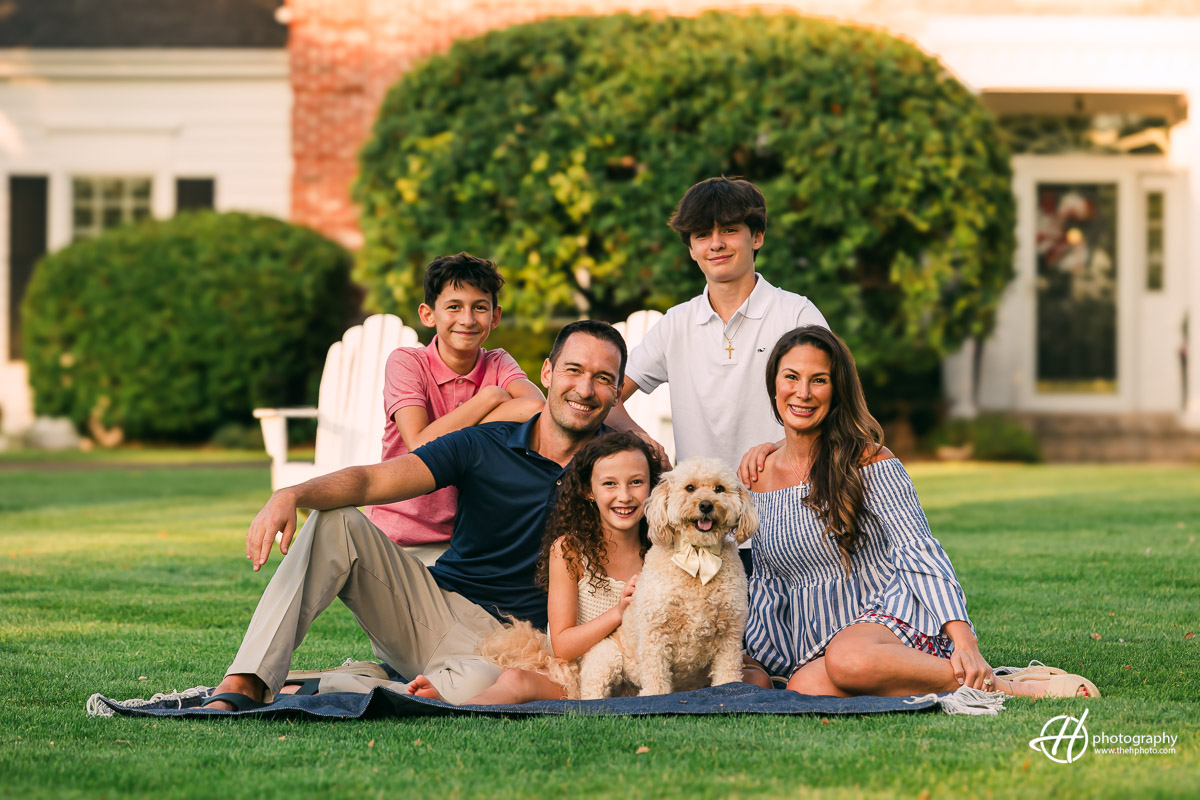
540, 332, 623, 438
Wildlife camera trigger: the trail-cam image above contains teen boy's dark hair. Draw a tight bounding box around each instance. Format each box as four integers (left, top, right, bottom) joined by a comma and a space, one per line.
423, 252, 506, 307
667, 176, 768, 249
548, 320, 628, 384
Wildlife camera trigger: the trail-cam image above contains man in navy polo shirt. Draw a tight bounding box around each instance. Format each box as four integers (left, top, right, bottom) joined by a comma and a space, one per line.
202, 321, 626, 709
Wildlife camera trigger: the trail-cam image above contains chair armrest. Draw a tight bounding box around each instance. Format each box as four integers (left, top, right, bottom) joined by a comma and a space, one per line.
253, 406, 318, 466
253, 407, 319, 419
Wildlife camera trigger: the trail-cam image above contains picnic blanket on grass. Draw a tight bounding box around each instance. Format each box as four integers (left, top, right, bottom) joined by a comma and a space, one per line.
87, 682, 1004, 720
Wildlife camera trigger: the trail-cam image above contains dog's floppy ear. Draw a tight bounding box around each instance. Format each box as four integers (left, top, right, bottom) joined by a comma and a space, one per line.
644, 480, 675, 549
731, 483, 759, 545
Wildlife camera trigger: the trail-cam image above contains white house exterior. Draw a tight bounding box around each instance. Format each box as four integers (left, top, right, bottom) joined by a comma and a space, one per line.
0, 6, 291, 436
916, 16, 1200, 452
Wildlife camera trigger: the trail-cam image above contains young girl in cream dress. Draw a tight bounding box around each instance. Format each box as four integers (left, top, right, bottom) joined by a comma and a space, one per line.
406, 431, 661, 703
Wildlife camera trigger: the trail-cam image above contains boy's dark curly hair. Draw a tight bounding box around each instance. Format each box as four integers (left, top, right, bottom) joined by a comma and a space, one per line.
422, 251, 505, 307
536, 431, 663, 592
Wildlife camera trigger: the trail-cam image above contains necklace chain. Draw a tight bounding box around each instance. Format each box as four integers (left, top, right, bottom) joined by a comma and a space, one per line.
785, 451, 809, 485
722, 313, 746, 359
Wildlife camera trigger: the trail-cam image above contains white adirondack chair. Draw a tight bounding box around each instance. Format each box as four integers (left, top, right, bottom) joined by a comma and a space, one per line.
615, 310, 676, 464
254, 313, 421, 491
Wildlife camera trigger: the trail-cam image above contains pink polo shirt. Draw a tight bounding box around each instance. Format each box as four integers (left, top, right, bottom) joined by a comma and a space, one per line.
365, 337, 527, 546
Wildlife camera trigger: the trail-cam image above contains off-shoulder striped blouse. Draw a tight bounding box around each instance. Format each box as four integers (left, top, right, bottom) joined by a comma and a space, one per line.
745, 458, 972, 678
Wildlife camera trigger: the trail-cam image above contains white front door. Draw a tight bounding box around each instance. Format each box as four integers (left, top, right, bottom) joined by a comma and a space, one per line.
1004, 155, 1187, 414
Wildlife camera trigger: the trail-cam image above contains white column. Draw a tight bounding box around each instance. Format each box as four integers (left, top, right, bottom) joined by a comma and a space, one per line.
942, 339, 977, 419
1175, 112, 1200, 429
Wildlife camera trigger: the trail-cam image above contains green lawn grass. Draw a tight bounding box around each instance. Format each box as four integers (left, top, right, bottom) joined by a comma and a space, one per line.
1, 459, 1196, 799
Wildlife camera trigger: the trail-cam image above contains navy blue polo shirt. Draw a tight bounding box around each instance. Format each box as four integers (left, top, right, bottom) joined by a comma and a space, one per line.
414, 415, 610, 629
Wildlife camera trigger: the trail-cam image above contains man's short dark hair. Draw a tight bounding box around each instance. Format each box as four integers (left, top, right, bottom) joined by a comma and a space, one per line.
423, 252, 506, 307
548, 320, 628, 384
667, 176, 768, 249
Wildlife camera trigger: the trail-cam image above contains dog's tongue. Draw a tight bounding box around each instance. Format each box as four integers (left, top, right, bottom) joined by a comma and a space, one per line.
697, 519, 713, 532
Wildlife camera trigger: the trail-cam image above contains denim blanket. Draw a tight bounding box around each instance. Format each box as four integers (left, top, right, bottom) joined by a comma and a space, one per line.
89, 682, 949, 720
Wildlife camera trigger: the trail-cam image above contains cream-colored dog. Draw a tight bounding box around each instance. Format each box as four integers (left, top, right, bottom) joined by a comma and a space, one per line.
579, 457, 758, 699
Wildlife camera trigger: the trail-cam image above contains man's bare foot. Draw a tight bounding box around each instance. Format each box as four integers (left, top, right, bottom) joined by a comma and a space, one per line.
205, 673, 267, 711
405, 674, 444, 700
996, 677, 1090, 698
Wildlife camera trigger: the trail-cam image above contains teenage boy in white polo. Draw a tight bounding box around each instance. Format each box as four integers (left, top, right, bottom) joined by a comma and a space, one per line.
607, 177, 828, 563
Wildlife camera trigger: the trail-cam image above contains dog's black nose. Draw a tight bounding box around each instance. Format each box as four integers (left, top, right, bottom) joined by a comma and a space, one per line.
699, 500, 713, 514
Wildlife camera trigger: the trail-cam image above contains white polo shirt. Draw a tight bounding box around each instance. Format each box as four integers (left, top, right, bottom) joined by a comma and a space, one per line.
625, 273, 828, 471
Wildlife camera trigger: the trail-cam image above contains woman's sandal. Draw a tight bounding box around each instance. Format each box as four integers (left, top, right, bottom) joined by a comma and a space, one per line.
995, 661, 1068, 682
1017, 673, 1101, 698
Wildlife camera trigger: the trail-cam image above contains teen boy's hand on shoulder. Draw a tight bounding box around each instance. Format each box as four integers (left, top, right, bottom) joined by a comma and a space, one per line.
738, 440, 781, 487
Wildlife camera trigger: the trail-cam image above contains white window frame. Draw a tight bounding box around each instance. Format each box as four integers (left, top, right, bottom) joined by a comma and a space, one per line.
1011, 154, 1173, 413
70, 175, 154, 241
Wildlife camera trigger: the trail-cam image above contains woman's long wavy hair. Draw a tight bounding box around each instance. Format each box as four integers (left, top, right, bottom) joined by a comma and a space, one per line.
765, 326, 884, 571
536, 431, 663, 592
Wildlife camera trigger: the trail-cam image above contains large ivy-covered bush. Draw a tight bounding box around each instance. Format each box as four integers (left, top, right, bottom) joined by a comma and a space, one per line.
355, 11, 1014, 378
23, 212, 351, 441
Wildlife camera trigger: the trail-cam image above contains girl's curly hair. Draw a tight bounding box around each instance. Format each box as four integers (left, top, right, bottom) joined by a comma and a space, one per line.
535, 431, 663, 593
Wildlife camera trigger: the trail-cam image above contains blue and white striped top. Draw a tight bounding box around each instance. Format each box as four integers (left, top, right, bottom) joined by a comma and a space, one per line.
745, 458, 972, 678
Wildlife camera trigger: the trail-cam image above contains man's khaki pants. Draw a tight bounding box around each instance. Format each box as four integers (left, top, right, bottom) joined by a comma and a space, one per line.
226, 507, 504, 705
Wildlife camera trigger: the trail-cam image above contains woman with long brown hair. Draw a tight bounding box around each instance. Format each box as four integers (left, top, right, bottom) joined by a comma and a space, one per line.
743, 326, 1098, 699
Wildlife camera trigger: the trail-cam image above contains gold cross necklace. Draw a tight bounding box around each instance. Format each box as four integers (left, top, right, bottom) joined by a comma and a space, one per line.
722, 313, 746, 359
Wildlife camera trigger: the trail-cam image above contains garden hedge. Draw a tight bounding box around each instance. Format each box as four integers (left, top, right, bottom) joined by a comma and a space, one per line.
355, 11, 1015, 380
22, 212, 351, 442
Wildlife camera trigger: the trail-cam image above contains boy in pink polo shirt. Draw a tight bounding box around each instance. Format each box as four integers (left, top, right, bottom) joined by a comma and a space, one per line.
366, 253, 545, 565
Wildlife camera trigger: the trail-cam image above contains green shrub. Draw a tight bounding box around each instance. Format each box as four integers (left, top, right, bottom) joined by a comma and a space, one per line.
355, 11, 1015, 380
930, 414, 1042, 463
208, 422, 265, 451
23, 212, 351, 442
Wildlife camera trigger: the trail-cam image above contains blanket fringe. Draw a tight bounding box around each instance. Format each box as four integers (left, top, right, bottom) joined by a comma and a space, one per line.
87, 656, 367, 717
905, 685, 1006, 716
86, 686, 212, 718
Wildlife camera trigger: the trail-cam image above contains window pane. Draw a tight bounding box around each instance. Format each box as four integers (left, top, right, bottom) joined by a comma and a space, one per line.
9, 176, 49, 360
1035, 183, 1118, 394
73, 175, 152, 235
1146, 191, 1164, 291
175, 178, 215, 212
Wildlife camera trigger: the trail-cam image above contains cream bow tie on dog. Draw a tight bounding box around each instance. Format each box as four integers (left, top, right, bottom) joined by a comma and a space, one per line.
671, 541, 724, 584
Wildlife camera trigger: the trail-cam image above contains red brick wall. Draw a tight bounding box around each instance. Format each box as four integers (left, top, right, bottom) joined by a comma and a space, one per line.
286, 0, 760, 247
